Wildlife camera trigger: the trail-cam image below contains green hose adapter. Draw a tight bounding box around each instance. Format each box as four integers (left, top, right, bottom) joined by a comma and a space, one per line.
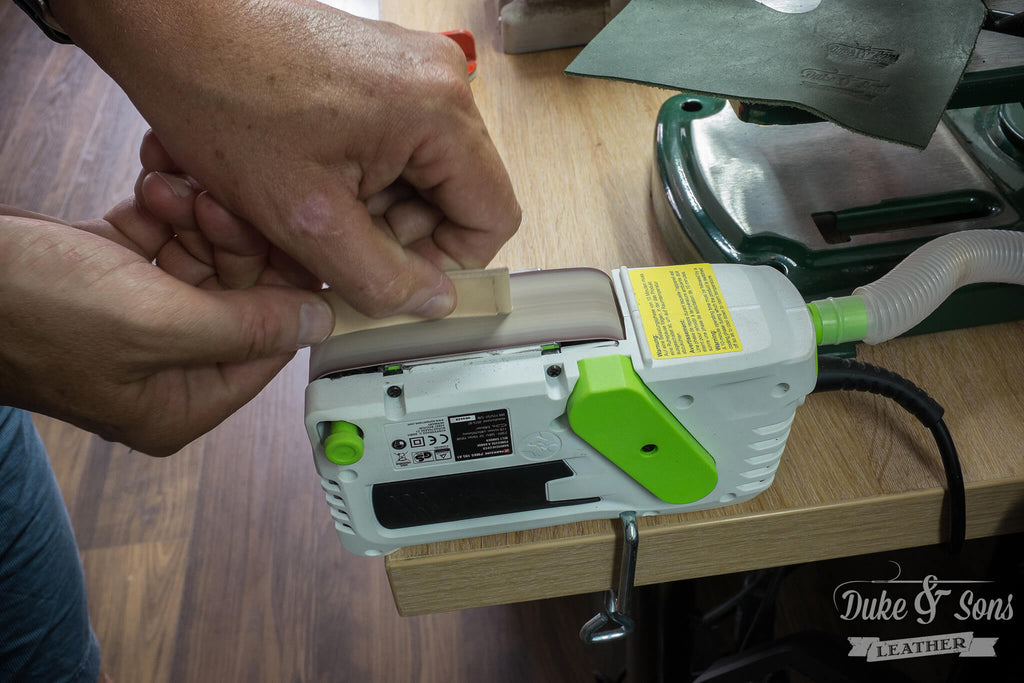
807, 296, 869, 346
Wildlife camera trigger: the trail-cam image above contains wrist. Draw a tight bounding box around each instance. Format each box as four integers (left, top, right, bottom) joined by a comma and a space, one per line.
45, 0, 349, 120
47, 0, 254, 154
48, 0, 271, 88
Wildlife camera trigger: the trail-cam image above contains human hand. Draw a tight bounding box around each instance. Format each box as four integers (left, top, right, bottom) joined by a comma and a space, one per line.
0, 191, 334, 456
52, 0, 521, 319
132, 129, 323, 293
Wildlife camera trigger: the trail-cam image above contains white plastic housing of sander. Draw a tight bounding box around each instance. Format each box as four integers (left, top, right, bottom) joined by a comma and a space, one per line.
305, 264, 817, 556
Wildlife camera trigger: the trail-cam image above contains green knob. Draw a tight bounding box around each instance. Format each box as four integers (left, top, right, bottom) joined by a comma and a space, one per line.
324, 421, 364, 465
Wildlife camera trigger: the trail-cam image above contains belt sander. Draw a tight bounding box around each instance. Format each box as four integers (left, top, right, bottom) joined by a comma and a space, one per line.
304, 264, 817, 556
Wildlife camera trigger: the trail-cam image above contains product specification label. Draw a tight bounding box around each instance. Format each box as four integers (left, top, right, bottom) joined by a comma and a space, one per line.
384, 409, 513, 470
629, 265, 742, 359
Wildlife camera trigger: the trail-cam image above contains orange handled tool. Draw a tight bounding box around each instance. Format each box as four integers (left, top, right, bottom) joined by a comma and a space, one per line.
442, 29, 477, 81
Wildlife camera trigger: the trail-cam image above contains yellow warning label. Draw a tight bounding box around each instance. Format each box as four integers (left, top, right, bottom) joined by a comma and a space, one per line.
628, 265, 742, 359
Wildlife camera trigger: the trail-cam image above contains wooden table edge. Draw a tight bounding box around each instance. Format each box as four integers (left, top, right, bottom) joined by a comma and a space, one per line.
385, 477, 1024, 615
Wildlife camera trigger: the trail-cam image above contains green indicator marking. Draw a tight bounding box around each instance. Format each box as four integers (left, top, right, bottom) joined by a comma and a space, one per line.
566, 355, 717, 504
324, 421, 364, 465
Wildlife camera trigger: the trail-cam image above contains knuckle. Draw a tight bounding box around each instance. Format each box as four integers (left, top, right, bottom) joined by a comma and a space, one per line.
437, 70, 475, 111
414, 35, 475, 110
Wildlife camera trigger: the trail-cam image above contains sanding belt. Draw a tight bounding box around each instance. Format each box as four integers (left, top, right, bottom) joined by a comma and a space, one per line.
565, 0, 988, 148
311, 269, 626, 379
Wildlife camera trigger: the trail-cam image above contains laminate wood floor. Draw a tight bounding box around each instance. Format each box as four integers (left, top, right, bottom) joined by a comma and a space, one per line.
1, 8, 626, 681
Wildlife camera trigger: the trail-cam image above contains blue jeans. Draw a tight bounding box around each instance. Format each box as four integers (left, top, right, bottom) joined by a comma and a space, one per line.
0, 407, 100, 682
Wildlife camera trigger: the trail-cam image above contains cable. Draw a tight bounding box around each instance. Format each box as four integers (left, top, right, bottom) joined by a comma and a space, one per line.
700, 570, 766, 625
813, 356, 966, 554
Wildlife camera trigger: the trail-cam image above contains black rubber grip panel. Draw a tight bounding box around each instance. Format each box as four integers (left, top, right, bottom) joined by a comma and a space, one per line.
372, 461, 599, 529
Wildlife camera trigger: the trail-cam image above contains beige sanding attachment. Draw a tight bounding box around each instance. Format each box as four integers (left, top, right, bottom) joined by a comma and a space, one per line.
321, 269, 513, 337
309, 268, 625, 379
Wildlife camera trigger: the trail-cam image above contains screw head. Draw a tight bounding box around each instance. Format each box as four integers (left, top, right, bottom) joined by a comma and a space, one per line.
386, 385, 402, 398
546, 365, 562, 378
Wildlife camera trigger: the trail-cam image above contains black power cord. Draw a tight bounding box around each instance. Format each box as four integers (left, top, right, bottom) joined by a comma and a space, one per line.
813, 356, 966, 554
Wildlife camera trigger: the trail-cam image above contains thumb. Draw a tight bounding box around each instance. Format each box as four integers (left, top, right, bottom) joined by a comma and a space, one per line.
157, 285, 335, 365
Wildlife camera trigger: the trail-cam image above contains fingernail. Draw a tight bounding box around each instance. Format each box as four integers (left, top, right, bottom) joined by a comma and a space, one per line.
156, 172, 193, 198
413, 291, 456, 319
298, 300, 334, 347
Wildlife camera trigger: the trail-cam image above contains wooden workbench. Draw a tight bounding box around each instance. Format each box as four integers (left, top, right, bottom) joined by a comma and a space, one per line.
380, 0, 1024, 616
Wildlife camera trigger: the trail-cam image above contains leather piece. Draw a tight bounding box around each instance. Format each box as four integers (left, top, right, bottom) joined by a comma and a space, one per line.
322, 269, 513, 337
566, 0, 987, 148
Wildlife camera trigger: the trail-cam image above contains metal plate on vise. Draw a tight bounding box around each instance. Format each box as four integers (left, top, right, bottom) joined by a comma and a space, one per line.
652, 94, 1022, 297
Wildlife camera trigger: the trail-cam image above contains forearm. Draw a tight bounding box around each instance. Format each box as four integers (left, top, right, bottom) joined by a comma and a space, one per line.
50, 0, 241, 80
44, 0, 393, 229
47, 0, 312, 189
48, 0, 275, 84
